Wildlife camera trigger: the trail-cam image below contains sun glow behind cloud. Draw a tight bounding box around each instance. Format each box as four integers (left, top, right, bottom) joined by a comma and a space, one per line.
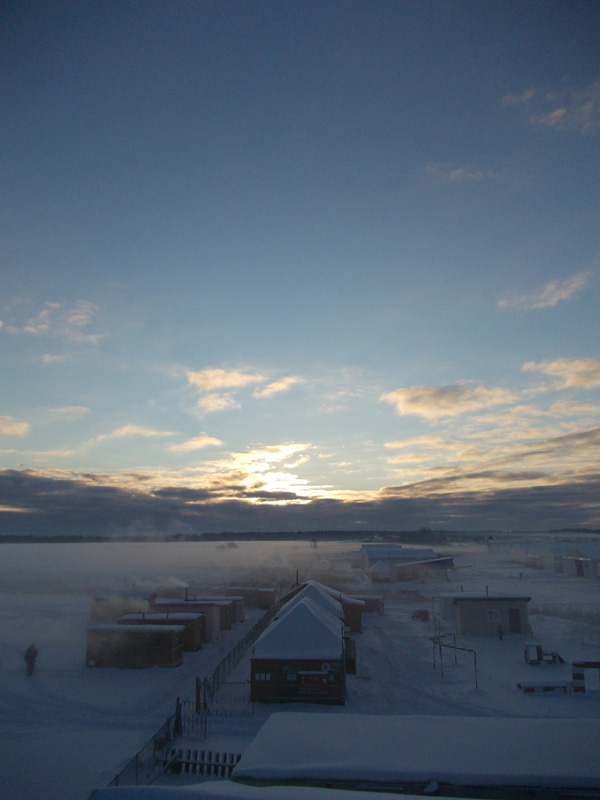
2, 5, 600, 532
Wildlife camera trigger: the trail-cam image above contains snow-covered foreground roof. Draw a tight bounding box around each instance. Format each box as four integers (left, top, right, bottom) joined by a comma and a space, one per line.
232, 713, 600, 790
89, 779, 459, 799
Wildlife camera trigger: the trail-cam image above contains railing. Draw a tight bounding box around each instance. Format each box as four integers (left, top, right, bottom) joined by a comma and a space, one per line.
108, 712, 180, 787
196, 606, 276, 710
162, 746, 242, 778
107, 606, 277, 785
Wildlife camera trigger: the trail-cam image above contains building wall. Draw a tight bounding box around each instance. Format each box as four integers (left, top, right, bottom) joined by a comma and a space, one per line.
454, 599, 530, 636
563, 557, 598, 579
250, 657, 345, 704
86, 626, 184, 668
341, 602, 362, 632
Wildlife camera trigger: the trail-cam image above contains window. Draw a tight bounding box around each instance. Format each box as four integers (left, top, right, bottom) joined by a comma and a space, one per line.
487, 609, 500, 622
254, 673, 271, 681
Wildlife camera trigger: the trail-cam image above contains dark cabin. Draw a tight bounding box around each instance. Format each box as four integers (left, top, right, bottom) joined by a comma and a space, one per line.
86, 623, 185, 668
250, 597, 345, 705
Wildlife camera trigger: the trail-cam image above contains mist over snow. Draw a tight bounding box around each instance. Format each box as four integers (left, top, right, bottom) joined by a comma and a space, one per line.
1, 537, 599, 800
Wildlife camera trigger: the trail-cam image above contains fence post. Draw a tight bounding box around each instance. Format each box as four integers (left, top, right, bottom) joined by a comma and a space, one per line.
175, 697, 182, 738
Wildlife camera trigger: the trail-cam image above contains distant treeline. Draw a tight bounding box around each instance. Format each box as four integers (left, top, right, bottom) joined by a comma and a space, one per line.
1, 528, 597, 545
1, 528, 451, 544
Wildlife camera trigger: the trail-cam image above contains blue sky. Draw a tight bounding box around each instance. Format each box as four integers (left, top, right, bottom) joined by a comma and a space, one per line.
2, 1, 600, 534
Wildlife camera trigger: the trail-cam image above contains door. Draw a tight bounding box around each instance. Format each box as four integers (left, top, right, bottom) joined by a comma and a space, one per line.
508, 608, 521, 634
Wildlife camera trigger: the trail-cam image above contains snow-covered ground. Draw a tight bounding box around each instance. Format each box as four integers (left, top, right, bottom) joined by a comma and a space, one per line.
0, 539, 599, 800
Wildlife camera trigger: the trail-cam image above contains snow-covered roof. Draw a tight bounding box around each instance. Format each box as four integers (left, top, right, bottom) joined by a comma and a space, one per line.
276, 583, 343, 621
302, 580, 365, 606
88, 779, 446, 799
152, 598, 221, 609
279, 580, 363, 607
252, 597, 343, 661
232, 713, 600, 790
452, 595, 531, 603
361, 544, 438, 561
119, 613, 202, 622
395, 558, 451, 569
87, 623, 185, 634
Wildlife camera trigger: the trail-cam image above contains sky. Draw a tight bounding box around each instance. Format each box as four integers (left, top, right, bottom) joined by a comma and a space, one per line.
1, 0, 600, 535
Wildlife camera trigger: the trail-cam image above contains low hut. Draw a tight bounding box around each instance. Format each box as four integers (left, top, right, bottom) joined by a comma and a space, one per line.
186, 592, 246, 622
150, 598, 221, 642
394, 557, 454, 581
214, 587, 277, 609
118, 612, 204, 651
562, 546, 600, 579
449, 595, 532, 636
86, 623, 185, 668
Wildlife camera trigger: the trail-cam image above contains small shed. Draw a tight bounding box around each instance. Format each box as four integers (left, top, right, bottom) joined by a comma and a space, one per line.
251, 597, 345, 704
86, 623, 185, 668
360, 544, 437, 571
212, 586, 277, 609
394, 557, 453, 581
118, 612, 204, 651
349, 595, 384, 614
562, 546, 600, 579
451, 595, 531, 636
150, 598, 221, 642
186, 593, 244, 624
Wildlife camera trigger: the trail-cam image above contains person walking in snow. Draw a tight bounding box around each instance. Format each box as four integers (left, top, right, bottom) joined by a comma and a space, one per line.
24, 643, 38, 675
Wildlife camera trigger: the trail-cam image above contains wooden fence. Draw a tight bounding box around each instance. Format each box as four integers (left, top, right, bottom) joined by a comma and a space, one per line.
108, 606, 277, 786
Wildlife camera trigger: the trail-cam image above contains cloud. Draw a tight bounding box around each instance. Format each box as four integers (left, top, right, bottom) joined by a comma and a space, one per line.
529, 107, 567, 128
186, 367, 265, 392
380, 383, 517, 420
426, 163, 495, 183
169, 434, 223, 453
0, 416, 30, 437
48, 406, 90, 418
2, 465, 600, 535
253, 376, 305, 398
522, 358, 600, 389
5, 300, 102, 344
501, 88, 535, 107
87, 425, 175, 445
503, 81, 600, 134
196, 393, 241, 417
39, 354, 73, 364
498, 272, 591, 310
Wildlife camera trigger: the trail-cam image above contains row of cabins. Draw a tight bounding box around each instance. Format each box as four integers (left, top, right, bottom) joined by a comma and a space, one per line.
86, 586, 276, 670
250, 580, 368, 705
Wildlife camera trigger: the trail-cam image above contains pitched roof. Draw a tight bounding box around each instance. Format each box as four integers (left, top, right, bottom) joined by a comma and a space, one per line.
252, 597, 343, 661
277, 583, 344, 620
